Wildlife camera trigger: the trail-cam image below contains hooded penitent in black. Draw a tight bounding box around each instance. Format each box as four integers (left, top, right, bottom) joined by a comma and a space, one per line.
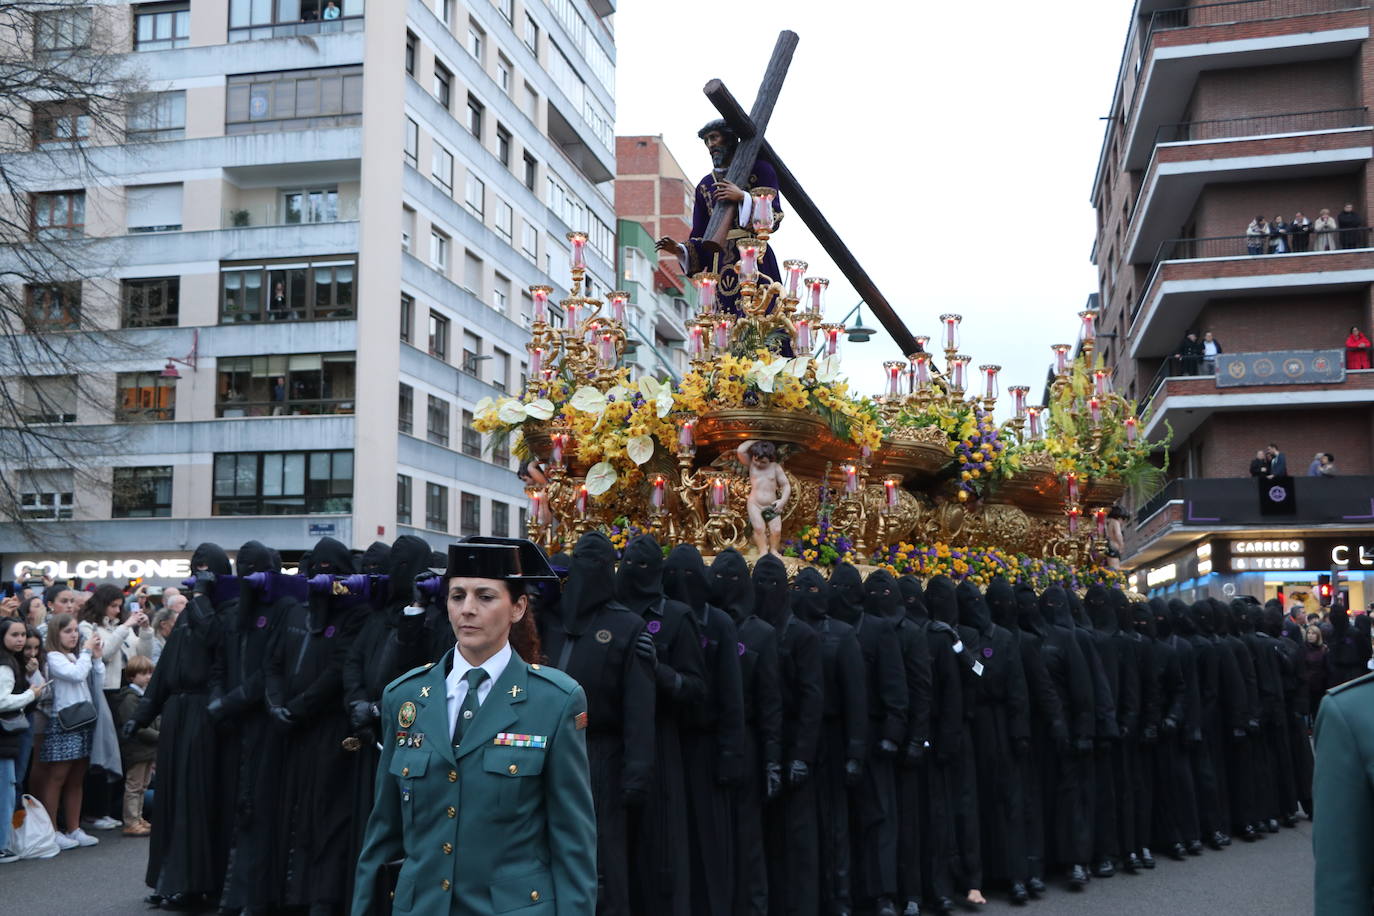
794, 566, 867, 914
1104, 588, 1145, 867
1212, 599, 1261, 839
849, 570, 910, 912
541, 531, 655, 916
264, 536, 367, 911
1083, 586, 1127, 872
957, 579, 1031, 897
615, 535, 705, 916
663, 544, 745, 916
711, 549, 783, 916
134, 542, 229, 904
1236, 599, 1287, 832
752, 555, 822, 916
1265, 602, 1311, 821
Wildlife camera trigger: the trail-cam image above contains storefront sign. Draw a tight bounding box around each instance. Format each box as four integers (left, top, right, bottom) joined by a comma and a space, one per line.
10, 557, 192, 581
1233, 540, 1305, 555
1331, 545, 1374, 567
1146, 563, 1178, 587
1231, 556, 1305, 572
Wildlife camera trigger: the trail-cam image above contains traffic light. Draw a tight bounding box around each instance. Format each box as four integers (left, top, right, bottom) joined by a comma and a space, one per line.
1318, 574, 1333, 608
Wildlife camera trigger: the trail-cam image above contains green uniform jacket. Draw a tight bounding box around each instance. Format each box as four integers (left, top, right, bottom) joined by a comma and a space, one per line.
352, 649, 597, 915
1313, 670, 1374, 914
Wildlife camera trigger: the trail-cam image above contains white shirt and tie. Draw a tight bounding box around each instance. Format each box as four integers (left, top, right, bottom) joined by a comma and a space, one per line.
445, 641, 511, 741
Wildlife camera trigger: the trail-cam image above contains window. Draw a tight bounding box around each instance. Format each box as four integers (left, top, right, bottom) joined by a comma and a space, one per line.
112, 466, 173, 518
116, 372, 176, 421
434, 62, 452, 108
521, 220, 537, 262
121, 277, 179, 328
134, 3, 190, 50
461, 409, 480, 456
404, 117, 418, 166
491, 500, 509, 536
405, 31, 417, 75
495, 0, 513, 23
228, 0, 366, 40
31, 191, 84, 239
396, 474, 413, 524
20, 376, 77, 424
462, 330, 481, 376
425, 482, 448, 531
216, 353, 356, 416
432, 144, 454, 193
19, 471, 73, 521
435, 0, 452, 24
398, 383, 413, 433
402, 207, 416, 251
428, 310, 449, 360
24, 283, 81, 330
32, 100, 90, 148
495, 200, 512, 241
460, 492, 481, 536
519, 506, 528, 537
622, 246, 651, 289
523, 12, 538, 53
399, 293, 414, 343
492, 347, 510, 392
282, 187, 338, 224
467, 20, 484, 62
430, 230, 449, 271
127, 91, 186, 141
427, 395, 449, 446
127, 184, 183, 233
463, 251, 483, 297
522, 82, 538, 121
212, 450, 354, 515
497, 54, 512, 95
220, 257, 356, 322
496, 124, 511, 167
548, 43, 583, 110
34, 7, 90, 52
522, 152, 537, 191
467, 95, 484, 140
589, 217, 613, 261
464, 172, 484, 218
493, 275, 510, 317
225, 66, 364, 134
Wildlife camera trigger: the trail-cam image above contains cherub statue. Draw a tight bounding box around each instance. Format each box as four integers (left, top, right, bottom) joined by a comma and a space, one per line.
736, 439, 792, 557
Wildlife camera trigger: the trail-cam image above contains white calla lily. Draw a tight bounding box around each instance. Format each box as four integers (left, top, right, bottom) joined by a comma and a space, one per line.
626, 435, 655, 466
497, 400, 527, 424
784, 357, 811, 378
523, 398, 555, 420
816, 355, 844, 383
569, 386, 608, 415
474, 396, 495, 417
584, 461, 618, 496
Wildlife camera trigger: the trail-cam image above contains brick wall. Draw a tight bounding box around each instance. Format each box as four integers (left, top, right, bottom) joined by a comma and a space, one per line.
1187, 58, 1357, 122
1191, 403, 1374, 477
1188, 174, 1363, 238
1193, 291, 1366, 350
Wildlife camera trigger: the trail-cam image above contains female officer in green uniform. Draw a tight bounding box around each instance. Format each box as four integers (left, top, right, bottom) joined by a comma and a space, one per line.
353, 538, 596, 915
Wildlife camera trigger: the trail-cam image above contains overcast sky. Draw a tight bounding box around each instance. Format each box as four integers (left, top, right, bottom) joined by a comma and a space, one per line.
612, 0, 1136, 412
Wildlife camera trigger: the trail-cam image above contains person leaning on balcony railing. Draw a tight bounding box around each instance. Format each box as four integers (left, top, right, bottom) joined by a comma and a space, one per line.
1289, 211, 1311, 252
1337, 202, 1364, 249
1201, 331, 1222, 374
1175, 330, 1204, 375
1246, 215, 1269, 255
1268, 214, 1290, 254
1313, 209, 1338, 252
1346, 326, 1371, 370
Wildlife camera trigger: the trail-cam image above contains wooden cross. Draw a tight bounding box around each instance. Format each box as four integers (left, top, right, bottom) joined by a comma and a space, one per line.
702, 32, 922, 359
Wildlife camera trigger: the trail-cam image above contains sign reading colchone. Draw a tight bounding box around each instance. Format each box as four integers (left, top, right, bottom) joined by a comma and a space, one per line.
10, 557, 192, 581
1216, 350, 1345, 388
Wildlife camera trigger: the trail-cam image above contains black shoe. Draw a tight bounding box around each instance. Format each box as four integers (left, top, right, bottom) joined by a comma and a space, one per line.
144, 896, 164, 910
1187, 840, 1204, 856
934, 897, 955, 914
902, 901, 921, 916
1009, 883, 1029, 905
1281, 813, 1298, 828
1218, 832, 1232, 847
1140, 847, 1156, 869
159, 896, 196, 913
1266, 818, 1280, 833
1124, 851, 1141, 872
1169, 843, 1186, 861
1241, 824, 1257, 842
1093, 858, 1116, 877
1207, 831, 1224, 850
1027, 877, 1046, 896
876, 898, 898, 916
1069, 864, 1088, 889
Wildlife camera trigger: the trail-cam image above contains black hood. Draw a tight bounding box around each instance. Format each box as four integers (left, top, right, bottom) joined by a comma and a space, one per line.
359, 541, 391, 574
956, 579, 993, 634
562, 531, 619, 634
1189, 600, 1214, 636
1108, 588, 1131, 634
615, 534, 665, 615
925, 575, 960, 627
1230, 599, 1255, 634
1085, 585, 1116, 634
192, 542, 232, 578
899, 575, 929, 622
386, 535, 433, 612
1066, 589, 1092, 630
1262, 605, 1284, 638
828, 563, 865, 625
791, 567, 830, 622
1149, 597, 1172, 637
1133, 600, 1156, 638
1016, 582, 1045, 636
1171, 599, 1197, 636
1331, 602, 1350, 634
863, 569, 903, 622
710, 549, 755, 623
752, 555, 791, 628
307, 537, 355, 576
663, 544, 711, 615
235, 540, 275, 577
986, 576, 1017, 630
1040, 585, 1075, 629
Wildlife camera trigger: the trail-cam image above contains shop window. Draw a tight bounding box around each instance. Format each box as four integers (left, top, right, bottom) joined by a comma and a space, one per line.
220, 257, 356, 322
112, 466, 173, 517
216, 353, 355, 416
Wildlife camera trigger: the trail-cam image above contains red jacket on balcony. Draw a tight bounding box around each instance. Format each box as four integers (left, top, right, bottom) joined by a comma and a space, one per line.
1347, 329, 1371, 371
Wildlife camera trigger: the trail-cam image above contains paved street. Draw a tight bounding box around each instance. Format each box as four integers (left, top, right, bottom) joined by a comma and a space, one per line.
4, 817, 1315, 915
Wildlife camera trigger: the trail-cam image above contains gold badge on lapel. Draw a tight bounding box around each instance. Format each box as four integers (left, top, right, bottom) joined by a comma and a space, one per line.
595, 629, 613, 644
398, 701, 417, 728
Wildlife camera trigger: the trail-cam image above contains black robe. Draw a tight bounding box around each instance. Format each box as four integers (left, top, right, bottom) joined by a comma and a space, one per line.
1265, 605, 1312, 817
888, 575, 933, 909
617, 535, 707, 916
543, 532, 655, 916
1214, 606, 1262, 834
754, 556, 822, 916
793, 567, 866, 913
1038, 586, 1096, 868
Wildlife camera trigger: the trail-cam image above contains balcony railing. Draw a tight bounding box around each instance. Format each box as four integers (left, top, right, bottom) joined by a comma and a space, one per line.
1132, 475, 1374, 531
217, 398, 354, 418
1146, 0, 1366, 40
1154, 107, 1368, 145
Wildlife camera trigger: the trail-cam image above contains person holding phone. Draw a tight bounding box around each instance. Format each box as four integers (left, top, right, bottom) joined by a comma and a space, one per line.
1, 617, 46, 863
32, 614, 103, 849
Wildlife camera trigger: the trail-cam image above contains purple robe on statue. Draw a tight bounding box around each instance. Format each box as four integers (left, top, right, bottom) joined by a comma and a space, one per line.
687, 158, 784, 315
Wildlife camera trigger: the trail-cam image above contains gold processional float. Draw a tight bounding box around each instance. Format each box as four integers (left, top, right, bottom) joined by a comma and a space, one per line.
475, 188, 1165, 588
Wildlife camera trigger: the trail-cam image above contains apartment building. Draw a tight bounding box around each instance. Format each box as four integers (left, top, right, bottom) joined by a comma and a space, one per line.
1091, 0, 1374, 608
1, 0, 617, 578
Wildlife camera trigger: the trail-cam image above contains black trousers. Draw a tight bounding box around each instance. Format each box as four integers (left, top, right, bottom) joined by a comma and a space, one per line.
1152, 737, 1198, 846
895, 760, 923, 905
734, 733, 768, 916
851, 751, 898, 903
815, 725, 852, 913
586, 734, 632, 916
1189, 737, 1222, 838
1130, 739, 1154, 854
765, 770, 818, 916
1113, 740, 1136, 859
1051, 747, 1092, 865
1092, 745, 1118, 860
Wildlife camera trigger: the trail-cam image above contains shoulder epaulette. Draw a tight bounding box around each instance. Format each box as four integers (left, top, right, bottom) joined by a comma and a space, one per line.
528, 662, 578, 694
1328, 670, 1374, 696
383, 662, 434, 693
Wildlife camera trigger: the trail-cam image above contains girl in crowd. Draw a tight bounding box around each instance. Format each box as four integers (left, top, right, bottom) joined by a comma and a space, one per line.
1, 618, 45, 862
18, 626, 46, 809
41, 585, 80, 638
22, 596, 45, 631
33, 614, 103, 850
1302, 626, 1329, 723
79, 585, 143, 830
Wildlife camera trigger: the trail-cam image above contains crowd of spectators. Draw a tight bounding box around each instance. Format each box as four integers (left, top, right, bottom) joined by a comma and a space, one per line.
1246, 203, 1365, 254
1169, 325, 1371, 377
